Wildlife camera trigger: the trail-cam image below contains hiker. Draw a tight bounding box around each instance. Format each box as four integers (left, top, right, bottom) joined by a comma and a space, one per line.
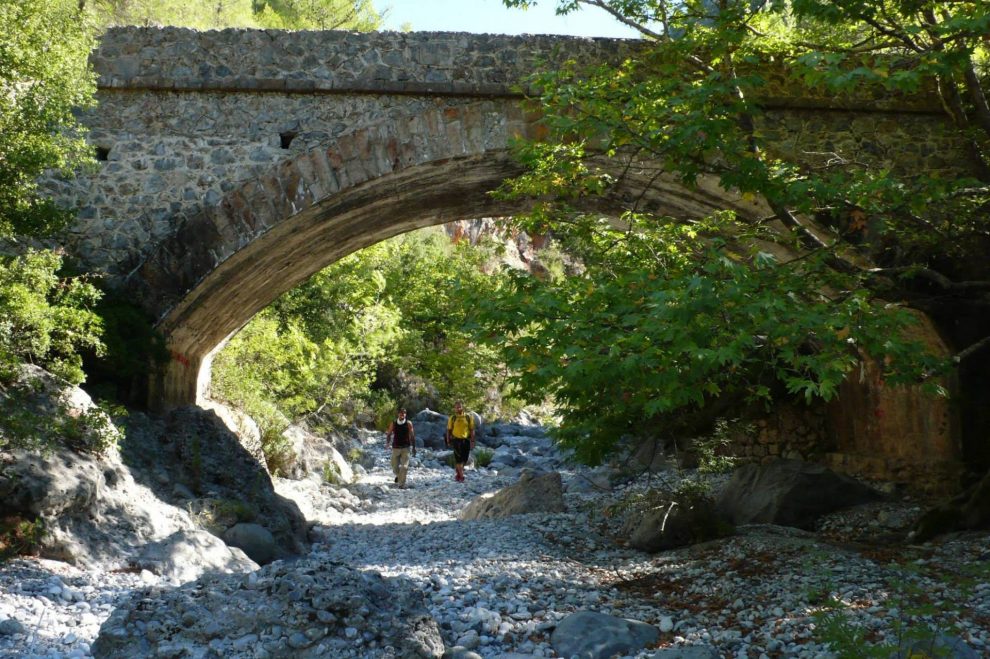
385, 408, 416, 488
445, 401, 475, 482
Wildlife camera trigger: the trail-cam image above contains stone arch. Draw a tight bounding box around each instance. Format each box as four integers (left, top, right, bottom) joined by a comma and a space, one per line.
133, 103, 769, 409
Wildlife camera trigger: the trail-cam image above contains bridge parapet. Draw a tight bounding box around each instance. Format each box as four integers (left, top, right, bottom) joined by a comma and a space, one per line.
90, 27, 943, 114
91, 27, 636, 97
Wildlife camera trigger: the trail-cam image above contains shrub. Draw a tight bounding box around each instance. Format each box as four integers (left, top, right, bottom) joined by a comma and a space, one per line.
322, 460, 343, 485
696, 419, 746, 475
187, 498, 256, 534
473, 447, 494, 468
811, 560, 986, 657
0, 251, 104, 386
0, 516, 45, 561
59, 401, 125, 455
0, 369, 124, 456
367, 390, 397, 432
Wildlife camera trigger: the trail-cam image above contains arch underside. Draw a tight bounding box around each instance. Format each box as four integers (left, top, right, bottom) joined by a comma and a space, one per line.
145, 150, 771, 409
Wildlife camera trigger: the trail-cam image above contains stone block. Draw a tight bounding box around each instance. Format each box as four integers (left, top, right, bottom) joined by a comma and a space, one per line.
307, 149, 340, 197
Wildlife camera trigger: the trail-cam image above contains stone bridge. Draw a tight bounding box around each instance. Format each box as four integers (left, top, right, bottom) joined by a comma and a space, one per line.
50, 26, 973, 410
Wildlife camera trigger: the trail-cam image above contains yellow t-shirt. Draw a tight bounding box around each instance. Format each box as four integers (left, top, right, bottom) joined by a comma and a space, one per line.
447, 413, 474, 439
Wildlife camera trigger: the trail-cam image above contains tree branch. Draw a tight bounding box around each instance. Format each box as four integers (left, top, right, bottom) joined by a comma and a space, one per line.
577, 0, 664, 40
963, 62, 990, 140
867, 267, 990, 293
954, 334, 990, 365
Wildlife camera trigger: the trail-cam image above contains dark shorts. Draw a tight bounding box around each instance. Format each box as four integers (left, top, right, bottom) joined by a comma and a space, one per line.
451, 438, 471, 465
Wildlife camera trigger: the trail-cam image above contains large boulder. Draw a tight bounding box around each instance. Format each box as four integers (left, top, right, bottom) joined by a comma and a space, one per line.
131, 529, 258, 583
413, 409, 485, 450
911, 468, 990, 542
550, 611, 659, 659
412, 409, 448, 449
0, 364, 122, 455
279, 424, 353, 483
169, 407, 308, 558
92, 557, 444, 658
123, 406, 309, 561
490, 445, 525, 468
565, 468, 615, 494
460, 470, 564, 520
716, 459, 881, 529
631, 437, 669, 472
0, 448, 105, 519
223, 522, 276, 565
623, 495, 733, 552
199, 399, 267, 469
0, 368, 202, 569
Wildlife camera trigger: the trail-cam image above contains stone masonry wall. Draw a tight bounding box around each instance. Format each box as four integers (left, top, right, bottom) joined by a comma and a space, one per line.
46, 92, 507, 276
727, 404, 830, 465
90, 27, 635, 95
47, 28, 635, 280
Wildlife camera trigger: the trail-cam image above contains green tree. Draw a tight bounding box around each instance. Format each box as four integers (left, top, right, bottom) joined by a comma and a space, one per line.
0, 0, 96, 239
252, 0, 380, 30
372, 229, 507, 412
211, 227, 507, 442
487, 0, 990, 462
81, 0, 254, 28
0, 0, 104, 385
82, 0, 380, 29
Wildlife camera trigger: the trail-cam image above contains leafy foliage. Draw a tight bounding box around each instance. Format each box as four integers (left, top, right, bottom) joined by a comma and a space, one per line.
470, 212, 941, 464
251, 0, 380, 29
0, 251, 104, 386
81, 0, 380, 30
0, 517, 45, 561
812, 563, 978, 657
0, 1, 118, 461
473, 447, 495, 468
0, 0, 96, 240
695, 419, 743, 475
0, 367, 124, 456
322, 460, 343, 485
486, 0, 987, 463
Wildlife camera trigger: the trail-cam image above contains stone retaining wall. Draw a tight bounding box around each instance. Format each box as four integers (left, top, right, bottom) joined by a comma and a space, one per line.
727, 404, 829, 464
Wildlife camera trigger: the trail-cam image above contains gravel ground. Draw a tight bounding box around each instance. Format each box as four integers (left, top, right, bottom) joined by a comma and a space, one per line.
1, 437, 988, 658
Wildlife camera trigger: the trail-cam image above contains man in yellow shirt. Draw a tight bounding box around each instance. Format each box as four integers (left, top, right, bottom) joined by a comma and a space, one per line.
445, 401, 475, 482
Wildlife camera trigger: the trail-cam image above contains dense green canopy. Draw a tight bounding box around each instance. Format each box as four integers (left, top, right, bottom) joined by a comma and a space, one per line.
481, 0, 990, 462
